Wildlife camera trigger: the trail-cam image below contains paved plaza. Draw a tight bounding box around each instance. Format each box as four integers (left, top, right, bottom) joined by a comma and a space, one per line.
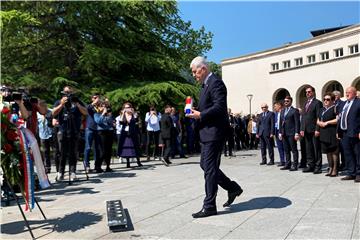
1, 150, 359, 240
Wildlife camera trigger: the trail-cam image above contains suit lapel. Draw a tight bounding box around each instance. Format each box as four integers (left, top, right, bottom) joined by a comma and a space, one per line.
199, 76, 212, 108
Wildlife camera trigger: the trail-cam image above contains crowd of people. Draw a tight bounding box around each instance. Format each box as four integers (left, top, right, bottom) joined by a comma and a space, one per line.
255, 85, 360, 183
1, 83, 359, 184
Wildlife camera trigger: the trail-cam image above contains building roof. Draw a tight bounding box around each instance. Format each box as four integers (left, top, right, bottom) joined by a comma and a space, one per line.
310, 25, 351, 37
222, 23, 360, 66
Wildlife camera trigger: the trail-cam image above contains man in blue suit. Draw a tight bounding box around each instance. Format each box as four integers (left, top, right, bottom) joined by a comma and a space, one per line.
187, 56, 243, 218
279, 96, 300, 171
256, 103, 275, 165
337, 86, 360, 182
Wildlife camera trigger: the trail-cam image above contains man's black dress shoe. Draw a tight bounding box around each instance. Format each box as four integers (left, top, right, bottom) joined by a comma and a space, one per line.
277, 163, 285, 167
223, 188, 243, 207
280, 166, 290, 170
289, 167, 298, 171
267, 162, 275, 165
341, 175, 355, 180
302, 167, 314, 173
313, 169, 322, 174
192, 208, 217, 218
259, 162, 266, 165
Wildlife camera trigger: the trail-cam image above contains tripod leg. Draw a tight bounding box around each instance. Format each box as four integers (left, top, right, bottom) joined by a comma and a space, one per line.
34, 198, 47, 220
4, 180, 35, 239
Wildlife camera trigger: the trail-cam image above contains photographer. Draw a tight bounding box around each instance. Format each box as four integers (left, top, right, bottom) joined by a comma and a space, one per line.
94, 99, 114, 172
37, 100, 54, 174
144, 106, 161, 160
52, 86, 87, 182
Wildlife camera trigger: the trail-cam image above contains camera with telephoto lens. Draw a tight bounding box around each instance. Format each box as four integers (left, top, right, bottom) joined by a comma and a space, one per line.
61, 91, 79, 109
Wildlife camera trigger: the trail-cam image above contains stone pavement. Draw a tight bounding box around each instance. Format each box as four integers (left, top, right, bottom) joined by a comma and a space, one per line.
1, 150, 359, 240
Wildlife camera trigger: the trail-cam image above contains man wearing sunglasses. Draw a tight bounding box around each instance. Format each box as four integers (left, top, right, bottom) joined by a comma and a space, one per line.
300, 85, 323, 174
279, 96, 300, 171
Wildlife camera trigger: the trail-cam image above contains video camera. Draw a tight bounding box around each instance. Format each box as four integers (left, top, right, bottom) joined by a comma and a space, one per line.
1, 86, 38, 110
61, 91, 79, 109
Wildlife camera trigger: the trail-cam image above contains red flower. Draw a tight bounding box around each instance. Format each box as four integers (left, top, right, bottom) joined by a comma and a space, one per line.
3, 143, 13, 153
2, 107, 10, 114
6, 130, 18, 141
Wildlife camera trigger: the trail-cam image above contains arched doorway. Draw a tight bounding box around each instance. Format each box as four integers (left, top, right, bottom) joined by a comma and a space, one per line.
296, 84, 317, 109
322, 80, 344, 98
352, 76, 360, 91
272, 88, 290, 104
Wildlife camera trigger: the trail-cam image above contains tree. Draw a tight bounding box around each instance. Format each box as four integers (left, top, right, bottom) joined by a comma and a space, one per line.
1, 1, 212, 109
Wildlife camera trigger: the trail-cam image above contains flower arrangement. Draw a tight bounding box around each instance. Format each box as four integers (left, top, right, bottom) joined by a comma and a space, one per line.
1, 106, 24, 192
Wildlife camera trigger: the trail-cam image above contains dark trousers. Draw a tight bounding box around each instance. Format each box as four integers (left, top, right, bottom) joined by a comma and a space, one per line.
53, 128, 62, 173
259, 135, 274, 163
283, 135, 299, 168
200, 141, 241, 209
83, 128, 100, 168
60, 133, 79, 174
224, 130, 234, 156
40, 137, 53, 173
146, 130, 160, 158
162, 138, 172, 160
97, 130, 113, 169
300, 137, 307, 167
341, 135, 360, 176
304, 132, 322, 170
275, 130, 285, 163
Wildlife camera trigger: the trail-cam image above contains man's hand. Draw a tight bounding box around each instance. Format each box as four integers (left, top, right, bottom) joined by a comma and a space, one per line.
256, 134, 259, 139
315, 131, 320, 137
300, 131, 304, 137
186, 108, 201, 120
60, 96, 68, 106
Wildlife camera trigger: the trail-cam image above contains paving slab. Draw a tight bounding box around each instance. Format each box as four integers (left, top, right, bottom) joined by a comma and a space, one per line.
1, 150, 359, 240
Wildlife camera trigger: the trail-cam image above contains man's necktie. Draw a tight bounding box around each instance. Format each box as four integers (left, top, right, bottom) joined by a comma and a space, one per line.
341, 101, 350, 130
305, 99, 311, 112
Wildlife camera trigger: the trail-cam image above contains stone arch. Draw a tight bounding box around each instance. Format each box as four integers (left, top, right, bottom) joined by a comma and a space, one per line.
352, 76, 360, 91
272, 88, 290, 104
322, 80, 344, 98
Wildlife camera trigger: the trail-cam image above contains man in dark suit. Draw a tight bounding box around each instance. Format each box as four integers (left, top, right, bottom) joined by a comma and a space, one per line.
337, 87, 360, 182
159, 105, 173, 166
187, 56, 243, 218
300, 85, 323, 174
256, 103, 275, 165
273, 101, 285, 166
279, 96, 300, 171
333, 90, 346, 171
224, 108, 235, 157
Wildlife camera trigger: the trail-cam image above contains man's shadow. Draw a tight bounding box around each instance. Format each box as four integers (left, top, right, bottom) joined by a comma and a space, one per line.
218, 196, 292, 215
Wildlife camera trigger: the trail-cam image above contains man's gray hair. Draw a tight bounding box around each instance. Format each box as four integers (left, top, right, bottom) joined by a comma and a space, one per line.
190, 56, 208, 69
333, 90, 341, 96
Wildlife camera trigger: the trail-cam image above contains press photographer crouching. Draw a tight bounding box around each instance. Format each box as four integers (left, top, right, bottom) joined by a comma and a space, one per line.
52, 86, 87, 182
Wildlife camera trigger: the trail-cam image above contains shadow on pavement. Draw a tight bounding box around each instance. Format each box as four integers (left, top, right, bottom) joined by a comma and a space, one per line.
1, 211, 102, 236
218, 196, 292, 215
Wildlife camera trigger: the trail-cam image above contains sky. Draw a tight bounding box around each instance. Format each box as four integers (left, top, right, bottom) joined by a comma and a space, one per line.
178, 1, 360, 64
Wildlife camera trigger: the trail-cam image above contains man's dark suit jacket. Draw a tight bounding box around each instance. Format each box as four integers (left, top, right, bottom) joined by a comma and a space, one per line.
160, 113, 173, 139
301, 98, 323, 133
280, 107, 300, 137
256, 111, 275, 137
337, 98, 360, 138
198, 73, 228, 143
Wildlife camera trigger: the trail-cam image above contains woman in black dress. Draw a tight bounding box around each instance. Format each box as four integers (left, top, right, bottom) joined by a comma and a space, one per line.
117, 102, 143, 168
315, 92, 339, 176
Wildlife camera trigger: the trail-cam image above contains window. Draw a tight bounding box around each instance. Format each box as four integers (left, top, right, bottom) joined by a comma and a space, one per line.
271, 63, 279, 71
320, 51, 329, 61
349, 44, 359, 54
334, 48, 343, 58
307, 55, 316, 63
295, 57, 303, 66
283, 60, 291, 69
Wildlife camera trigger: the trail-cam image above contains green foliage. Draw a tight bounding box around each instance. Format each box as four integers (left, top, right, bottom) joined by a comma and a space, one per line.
107, 81, 200, 114
1, 1, 213, 110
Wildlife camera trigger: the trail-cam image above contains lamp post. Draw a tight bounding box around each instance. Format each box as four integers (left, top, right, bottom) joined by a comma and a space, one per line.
246, 94, 253, 116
